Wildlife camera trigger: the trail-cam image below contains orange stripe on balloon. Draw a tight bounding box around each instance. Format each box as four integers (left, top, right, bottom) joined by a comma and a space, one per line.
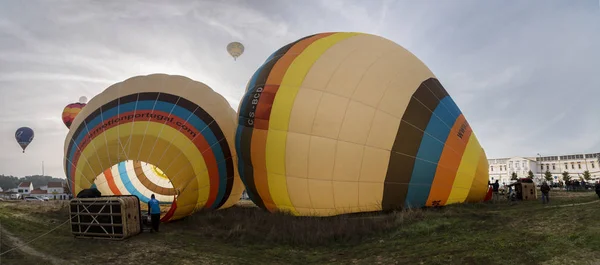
425, 114, 473, 206
250, 33, 333, 211
104, 167, 122, 195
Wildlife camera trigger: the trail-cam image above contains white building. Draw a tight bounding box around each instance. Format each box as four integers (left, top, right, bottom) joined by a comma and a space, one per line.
46, 182, 68, 200
17, 182, 33, 194
488, 152, 600, 185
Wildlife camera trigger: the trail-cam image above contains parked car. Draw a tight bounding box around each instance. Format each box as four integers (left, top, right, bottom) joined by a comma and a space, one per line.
24, 196, 44, 201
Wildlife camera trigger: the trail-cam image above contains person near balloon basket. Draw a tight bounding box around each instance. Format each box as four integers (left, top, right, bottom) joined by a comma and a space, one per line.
540, 182, 551, 204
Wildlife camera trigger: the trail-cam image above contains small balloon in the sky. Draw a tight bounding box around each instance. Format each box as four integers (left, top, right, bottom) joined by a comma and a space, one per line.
15, 127, 34, 153
227, 42, 244, 61
79, 96, 88, 104
62, 102, 86, 129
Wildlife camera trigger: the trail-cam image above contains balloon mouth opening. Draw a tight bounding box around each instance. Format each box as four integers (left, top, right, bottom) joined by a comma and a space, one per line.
91, 160, 177, 221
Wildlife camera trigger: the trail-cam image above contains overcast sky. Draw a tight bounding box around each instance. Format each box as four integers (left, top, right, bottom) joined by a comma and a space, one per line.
0, 0, 599, 178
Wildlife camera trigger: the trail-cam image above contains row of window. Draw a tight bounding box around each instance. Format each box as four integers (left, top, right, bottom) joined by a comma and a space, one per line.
491, 161, 596, 171
535, 153, 600, 161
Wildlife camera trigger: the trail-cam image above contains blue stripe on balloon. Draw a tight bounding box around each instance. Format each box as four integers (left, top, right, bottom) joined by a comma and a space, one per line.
440, 97, 462, 118
404, 96, 457, 208
118, 162, 151, 203
67, 101, 227, 203
235, 61, 267, 204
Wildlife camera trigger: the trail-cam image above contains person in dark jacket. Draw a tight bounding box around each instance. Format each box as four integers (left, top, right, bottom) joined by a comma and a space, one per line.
147, 194, 161, 232
491, 180, 500, 201
540, 182, 551, 204
594, 181, 600, 199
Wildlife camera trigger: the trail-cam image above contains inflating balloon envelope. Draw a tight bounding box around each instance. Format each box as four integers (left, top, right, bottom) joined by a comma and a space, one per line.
64, 74, 245, 222
235, 32, 489, 217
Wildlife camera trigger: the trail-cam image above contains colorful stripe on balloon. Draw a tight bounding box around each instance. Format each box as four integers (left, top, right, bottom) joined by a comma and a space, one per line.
65, 93, 234, 210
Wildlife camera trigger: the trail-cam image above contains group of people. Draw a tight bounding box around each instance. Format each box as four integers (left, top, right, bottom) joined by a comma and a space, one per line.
564, 179, 588, 191
488, 179, 600, 204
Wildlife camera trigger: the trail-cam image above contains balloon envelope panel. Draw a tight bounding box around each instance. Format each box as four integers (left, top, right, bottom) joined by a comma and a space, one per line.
235, 32, 489, 216
64, 74, 245, 221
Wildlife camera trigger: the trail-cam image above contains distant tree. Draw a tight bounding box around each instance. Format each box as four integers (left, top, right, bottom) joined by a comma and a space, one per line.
583, 170, 591, 181
511, 172, 518, 181
544, 171, 553, 182
562, 171, 571, 182
527, 170, 534, 179
0, 174, 20, 190
0, 174, 64, 191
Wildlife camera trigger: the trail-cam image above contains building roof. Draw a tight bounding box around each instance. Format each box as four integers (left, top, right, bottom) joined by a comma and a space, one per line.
47, 182, 63, 188
18, 182, 32, 188
30, 189, 47, 194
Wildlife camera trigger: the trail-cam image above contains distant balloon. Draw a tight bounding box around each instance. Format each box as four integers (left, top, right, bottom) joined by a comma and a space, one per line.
79, 96, 88, 104
62, 102, 86, 129
227, 42, 244, 60
15, 127, 34, 153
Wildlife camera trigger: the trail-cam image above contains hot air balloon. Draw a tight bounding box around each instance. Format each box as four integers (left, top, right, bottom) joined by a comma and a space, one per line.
15, 127, 34, 153
227, 42, 244, 60
235, 32, 489, 217
62, 102, 86, 129
79, 96, 88, 104
64, 74, 245, 222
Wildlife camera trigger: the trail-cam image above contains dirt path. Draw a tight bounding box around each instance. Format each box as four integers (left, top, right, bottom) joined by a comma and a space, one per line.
545, 199, 599, 208
0, 224, 69, 265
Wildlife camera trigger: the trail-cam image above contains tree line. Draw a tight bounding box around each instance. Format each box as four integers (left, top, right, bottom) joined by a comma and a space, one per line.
0, 174, 65, 191
509, 170, 593, 183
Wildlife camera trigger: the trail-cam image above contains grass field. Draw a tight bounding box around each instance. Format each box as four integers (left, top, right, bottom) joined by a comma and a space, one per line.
1, 190, 600, 265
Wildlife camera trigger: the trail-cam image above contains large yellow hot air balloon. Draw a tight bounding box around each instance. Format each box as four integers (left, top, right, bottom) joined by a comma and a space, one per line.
235, 32, 489, 216
64, 74, 245, 221
227, 42, 244, 60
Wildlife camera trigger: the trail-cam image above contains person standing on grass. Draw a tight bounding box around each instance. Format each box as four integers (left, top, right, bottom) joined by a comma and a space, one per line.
540, 182, 551, 204
491, 180, 500, 202
492, 180, 500, 201
148, 194, 161, 232
595, 181, 600, 199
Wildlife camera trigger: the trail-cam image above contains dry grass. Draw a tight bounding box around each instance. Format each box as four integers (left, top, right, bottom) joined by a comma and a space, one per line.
177, 205, 425, 246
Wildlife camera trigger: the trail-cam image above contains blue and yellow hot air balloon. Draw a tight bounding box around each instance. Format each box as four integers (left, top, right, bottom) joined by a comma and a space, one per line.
64, 74, 245, 222
235, 32, 489, 216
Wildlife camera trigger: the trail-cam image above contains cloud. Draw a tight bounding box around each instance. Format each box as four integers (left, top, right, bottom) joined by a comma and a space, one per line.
0, 0, 598, 179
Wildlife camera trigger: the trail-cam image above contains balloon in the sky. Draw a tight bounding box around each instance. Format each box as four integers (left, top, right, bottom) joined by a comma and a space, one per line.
15, 127, 34, 153
235, 32, 489, 216
62, 102, 86, 129
79, 96, 88, 104
226, 42, 244, 60
64, 74, 245, 222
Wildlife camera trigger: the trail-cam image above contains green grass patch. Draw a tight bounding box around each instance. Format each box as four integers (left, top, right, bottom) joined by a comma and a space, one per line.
0, 191, 599, 264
